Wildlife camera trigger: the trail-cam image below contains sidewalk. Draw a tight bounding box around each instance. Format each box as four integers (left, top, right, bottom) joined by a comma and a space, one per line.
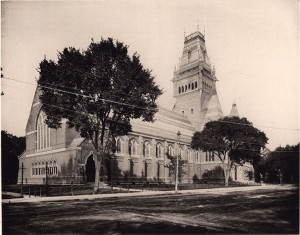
2, 184, 296, 204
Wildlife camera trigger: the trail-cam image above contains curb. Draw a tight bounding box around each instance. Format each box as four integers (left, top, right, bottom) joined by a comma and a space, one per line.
3, 185, 291, 204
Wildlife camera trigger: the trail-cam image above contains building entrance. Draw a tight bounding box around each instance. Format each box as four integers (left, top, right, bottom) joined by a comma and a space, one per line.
86, 155, 95, 182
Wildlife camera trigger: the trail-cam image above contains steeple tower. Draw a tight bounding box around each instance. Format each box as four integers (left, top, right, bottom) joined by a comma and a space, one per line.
172, 31, 223, 130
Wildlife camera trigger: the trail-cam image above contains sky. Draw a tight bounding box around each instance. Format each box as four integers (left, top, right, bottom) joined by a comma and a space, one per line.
1, 0, 299, 150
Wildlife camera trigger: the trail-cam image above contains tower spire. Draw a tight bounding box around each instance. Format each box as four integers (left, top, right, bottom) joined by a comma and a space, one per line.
229, 102, 239, 117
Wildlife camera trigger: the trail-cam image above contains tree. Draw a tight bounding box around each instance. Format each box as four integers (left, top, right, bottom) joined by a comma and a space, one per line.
257, 144, 299, 184
191, 116, 268, 187
165, 153, 187, 183
38, 38, 162, 190
1, 131, 25, 185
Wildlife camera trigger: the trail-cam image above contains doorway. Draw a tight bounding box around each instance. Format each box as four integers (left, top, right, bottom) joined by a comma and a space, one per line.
86, 155, 95, 182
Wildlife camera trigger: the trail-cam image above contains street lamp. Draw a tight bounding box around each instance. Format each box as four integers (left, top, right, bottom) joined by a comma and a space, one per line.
175, 131, 181, 193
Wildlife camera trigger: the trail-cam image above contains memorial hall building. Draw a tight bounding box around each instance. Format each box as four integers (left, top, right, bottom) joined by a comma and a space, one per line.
18, 31, 253, 185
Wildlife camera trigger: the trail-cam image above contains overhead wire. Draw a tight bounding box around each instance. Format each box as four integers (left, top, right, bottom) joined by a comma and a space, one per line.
26, 102, 298, 157
2, 76, 299, 132
2, 76, 159, 112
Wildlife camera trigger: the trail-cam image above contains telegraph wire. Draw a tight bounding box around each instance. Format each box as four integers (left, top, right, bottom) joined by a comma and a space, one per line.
2, 76, 159, 112
2, 76, 300, 132
216, 120, 300, 132
30, 101, 299, 155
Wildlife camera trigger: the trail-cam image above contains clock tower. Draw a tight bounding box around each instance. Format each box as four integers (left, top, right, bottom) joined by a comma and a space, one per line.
172, 31, 223, 130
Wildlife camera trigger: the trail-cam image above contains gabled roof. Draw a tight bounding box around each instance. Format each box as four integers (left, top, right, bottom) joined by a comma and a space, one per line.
131, 105, 195, 143
68, 133, 85, 148
26, 87, 42, 133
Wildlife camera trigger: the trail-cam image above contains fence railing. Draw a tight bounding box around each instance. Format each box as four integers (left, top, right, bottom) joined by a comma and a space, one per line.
3, 181, 261, 198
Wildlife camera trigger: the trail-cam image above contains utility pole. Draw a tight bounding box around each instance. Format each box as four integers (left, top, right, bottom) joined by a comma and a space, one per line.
45, 162, 48, 196
20, 162, 25, 196
110, 154, 113, 193
175, 153, 179, 193
175, 131, 181, 193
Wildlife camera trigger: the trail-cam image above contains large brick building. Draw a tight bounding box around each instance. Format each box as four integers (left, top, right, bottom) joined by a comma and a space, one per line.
18, 31, 253, 185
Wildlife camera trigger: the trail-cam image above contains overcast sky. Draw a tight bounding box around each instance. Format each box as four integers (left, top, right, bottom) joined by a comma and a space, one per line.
1, 0, 299, 150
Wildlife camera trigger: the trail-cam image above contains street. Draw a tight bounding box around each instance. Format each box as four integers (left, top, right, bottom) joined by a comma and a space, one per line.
3, 186, 299, 234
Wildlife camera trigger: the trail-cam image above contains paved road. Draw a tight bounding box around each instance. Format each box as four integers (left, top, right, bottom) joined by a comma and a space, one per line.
3, 185, 299, 234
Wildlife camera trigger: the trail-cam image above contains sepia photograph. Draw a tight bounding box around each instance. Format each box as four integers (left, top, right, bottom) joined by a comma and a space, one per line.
1, 0, 299, 234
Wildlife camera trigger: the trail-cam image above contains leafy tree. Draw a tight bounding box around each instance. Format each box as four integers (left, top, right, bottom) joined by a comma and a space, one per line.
38, 38, 162, 190
192, 174, 200, 183
165, 153, 187, 183
1, 131, 25, 185
191, 116, 268, 187
258, 144, 299, 184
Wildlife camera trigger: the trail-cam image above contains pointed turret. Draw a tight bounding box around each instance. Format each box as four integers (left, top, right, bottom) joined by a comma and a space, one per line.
229, 102, 239, 117
204, 94, 224, 121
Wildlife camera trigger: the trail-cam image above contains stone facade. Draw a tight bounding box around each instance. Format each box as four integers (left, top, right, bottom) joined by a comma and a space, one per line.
18, 31, 253, 185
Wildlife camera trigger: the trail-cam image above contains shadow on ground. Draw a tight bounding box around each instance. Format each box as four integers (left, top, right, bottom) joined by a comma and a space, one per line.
3, 187, 299, 234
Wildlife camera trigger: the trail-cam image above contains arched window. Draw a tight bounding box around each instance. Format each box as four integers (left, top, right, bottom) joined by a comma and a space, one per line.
196, 152, 200, 162
195, 82, 198, 89
181, 86, 184, 93
192, 83, 194, 90
32, 162, 35, 175
188, 84, 191, 89
116, 138, 122, 154
168, 145, 174, 156
177, 146, 182, 156
178, 87, 181, 94
156, 142, 163, 158
185, 85, 187, 91
53, 159, 58, 175
187, 149, 193, 162
188, 50, 191, 60
144, 141, 151, 157
129, 138, 138, 156
37, 111, 51, 150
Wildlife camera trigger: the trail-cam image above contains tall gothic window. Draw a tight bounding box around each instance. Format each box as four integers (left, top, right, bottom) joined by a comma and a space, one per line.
168, 145, 174, 156
129, 138, 138, 156
156, 142, 163, 158
144, 141, 151, 158
116, 138, 123, 154
177, 147, 182, 157
37, 111, 51, 150
187, 149, 192, 162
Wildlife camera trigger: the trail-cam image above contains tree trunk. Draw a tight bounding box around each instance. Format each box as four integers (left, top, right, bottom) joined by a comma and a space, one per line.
94, 150, 102, 192
224, 166, 230, 187
222, 160, 232, 187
